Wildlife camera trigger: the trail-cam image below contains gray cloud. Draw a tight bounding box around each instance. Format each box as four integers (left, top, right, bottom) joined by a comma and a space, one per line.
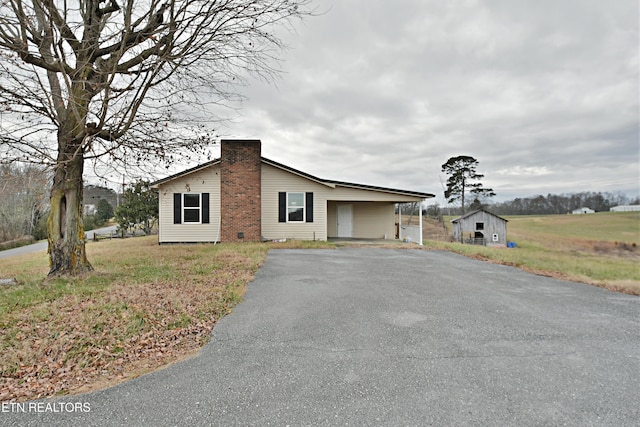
225, 0, 639, 203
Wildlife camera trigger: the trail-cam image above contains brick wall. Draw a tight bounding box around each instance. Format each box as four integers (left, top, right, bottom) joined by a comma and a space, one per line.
220, 139, 262, 242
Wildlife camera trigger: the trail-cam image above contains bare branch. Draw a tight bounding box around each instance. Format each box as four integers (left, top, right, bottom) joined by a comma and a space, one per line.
0, 0, 313, 273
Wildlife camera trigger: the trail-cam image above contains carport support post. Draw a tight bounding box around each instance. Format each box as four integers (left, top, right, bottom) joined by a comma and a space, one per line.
398, 204, 402, 240
419, 200, 423, 246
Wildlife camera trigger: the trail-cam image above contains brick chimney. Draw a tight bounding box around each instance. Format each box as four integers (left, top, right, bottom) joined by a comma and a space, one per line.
220, 139, 262, 242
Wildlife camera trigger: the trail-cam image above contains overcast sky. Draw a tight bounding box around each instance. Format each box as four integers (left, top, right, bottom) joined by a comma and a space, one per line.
209, 0, 637, 204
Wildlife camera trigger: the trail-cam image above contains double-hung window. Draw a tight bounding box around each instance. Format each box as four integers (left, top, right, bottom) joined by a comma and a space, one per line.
173, 193, 210, 224
278, 192, 314, 223
183, 194, 201, 223
287, 192, 305, 222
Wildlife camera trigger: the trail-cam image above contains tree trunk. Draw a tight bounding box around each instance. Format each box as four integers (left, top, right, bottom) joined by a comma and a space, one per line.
47, 148, 93, 276
460, 179, 466, 214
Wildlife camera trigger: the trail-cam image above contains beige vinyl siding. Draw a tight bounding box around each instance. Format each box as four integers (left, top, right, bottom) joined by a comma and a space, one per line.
157, 166, 221, 243
155, 161, 427, 243
327, 201, 395, 239
327, 204, 337, 237
262, 163, 425, 241
261, 164, 329, 241
328, 186, 423, 202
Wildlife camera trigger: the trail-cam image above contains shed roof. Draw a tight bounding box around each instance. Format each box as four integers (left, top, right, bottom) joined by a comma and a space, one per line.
451, 208, 508, 223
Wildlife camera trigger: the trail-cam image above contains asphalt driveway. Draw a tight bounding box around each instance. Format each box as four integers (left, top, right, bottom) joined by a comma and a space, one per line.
3, 248, 639, 426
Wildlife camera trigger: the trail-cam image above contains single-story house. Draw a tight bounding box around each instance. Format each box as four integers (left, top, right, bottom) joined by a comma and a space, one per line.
572, 207, 595, 214
150, 139, 434, 244
451, 209, 508, 247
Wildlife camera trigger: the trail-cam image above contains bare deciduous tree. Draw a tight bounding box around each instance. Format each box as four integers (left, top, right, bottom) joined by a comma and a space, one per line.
0, 164, 49, 242
0, 0, 311, 275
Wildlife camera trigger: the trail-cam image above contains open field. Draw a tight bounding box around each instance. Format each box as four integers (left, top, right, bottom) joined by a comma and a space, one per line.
0, 237, 331, 401
506, 212, 639, 244
425, 212, 640, 295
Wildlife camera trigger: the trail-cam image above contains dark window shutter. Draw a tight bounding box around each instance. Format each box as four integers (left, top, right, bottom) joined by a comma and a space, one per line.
173, 193, 182, 224
202, 193, 210, 224
278, 192, 286, 223
305, 192, 314, 223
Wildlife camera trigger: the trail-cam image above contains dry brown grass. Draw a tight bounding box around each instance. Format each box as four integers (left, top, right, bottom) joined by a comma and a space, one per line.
0, 237, 336, 401
601, 280, 640, 295
0, 237, 271, 401
396, 214, 451, 242
428, 213, 640, 295
0, 236, 35, 251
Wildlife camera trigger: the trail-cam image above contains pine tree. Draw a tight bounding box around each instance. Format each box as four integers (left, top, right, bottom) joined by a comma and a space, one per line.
441, 156, 496, 214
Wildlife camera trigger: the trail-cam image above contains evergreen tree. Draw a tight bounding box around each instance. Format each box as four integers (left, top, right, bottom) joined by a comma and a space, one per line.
96, 199, 114, 223
441, 156, 496, 214
115, 181, 159, 236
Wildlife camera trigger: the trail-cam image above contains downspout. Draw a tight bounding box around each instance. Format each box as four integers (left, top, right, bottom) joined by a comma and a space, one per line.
214, 215, 221, 245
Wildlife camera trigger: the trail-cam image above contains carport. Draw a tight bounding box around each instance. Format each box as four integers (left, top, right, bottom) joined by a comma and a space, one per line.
325, 192, 428, 243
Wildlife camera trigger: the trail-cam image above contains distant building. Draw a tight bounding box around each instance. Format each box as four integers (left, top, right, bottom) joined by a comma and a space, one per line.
84, 204, 97, 216
83, 185, 118, 212
572, 207, 595, 214
451, 209, 508, 247
610, 205, 640, 212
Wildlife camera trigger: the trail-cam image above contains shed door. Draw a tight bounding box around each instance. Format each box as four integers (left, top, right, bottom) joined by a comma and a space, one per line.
337, 204, 353, 238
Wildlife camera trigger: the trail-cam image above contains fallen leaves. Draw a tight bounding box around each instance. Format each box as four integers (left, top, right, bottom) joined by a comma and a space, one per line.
1, 242, 269, 402
1, 287, 219, 401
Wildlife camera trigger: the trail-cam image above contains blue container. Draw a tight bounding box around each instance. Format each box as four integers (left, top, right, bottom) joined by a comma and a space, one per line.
507, 242, 517, 248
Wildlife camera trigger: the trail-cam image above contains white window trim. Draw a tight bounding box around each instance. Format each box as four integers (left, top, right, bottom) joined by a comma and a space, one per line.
183, 193, 202, 224
286, 192, 305, 223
